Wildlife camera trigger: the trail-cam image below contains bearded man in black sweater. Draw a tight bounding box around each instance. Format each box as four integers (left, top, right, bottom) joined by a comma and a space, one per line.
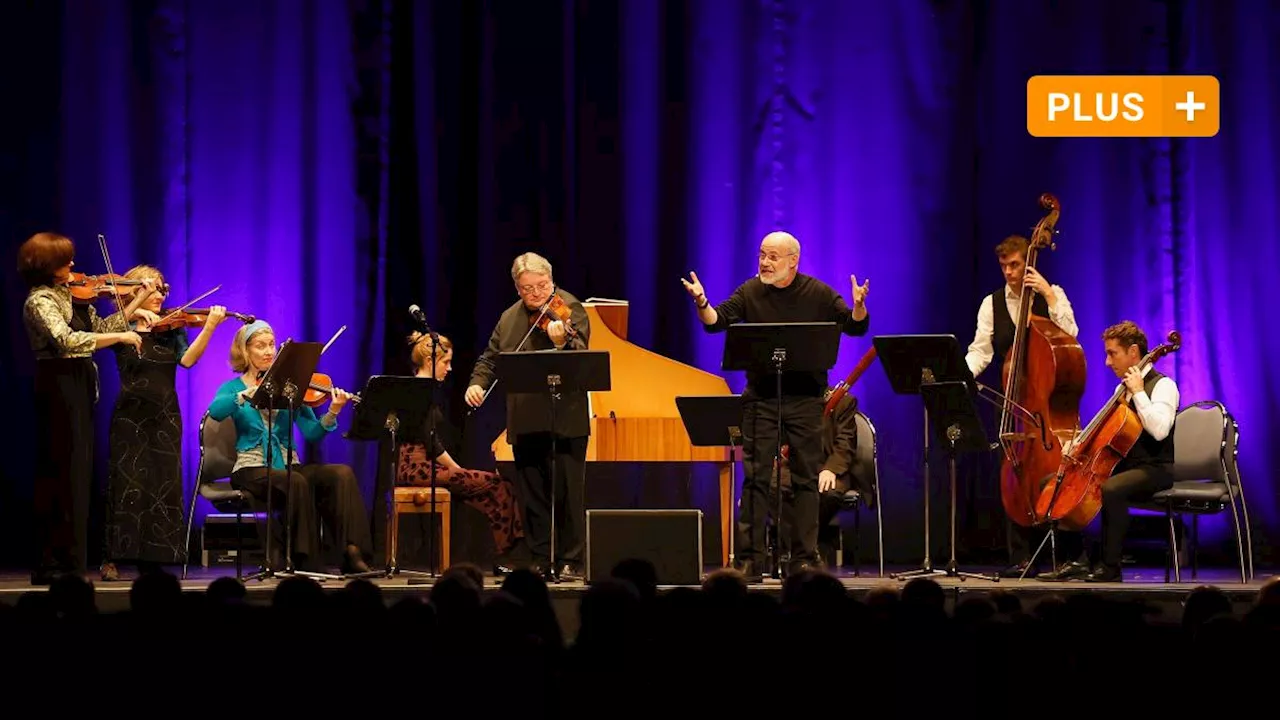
682, 231, 870, 580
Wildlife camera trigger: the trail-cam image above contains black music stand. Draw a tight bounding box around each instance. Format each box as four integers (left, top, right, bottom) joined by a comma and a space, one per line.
675, 394, 745, 566
920, 380, 999, 582
344, 375, 441, 579
872, 334, 976, 581
243, 340, 341, 582
723, 322, 840, 579
497, 349, 612, 583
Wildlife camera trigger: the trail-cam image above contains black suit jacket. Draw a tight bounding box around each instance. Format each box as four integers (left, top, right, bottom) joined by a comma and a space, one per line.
468, 289, 592, 441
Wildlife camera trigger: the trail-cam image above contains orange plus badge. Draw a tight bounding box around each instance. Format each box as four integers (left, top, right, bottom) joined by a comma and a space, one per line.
1026, 75, 1219, 138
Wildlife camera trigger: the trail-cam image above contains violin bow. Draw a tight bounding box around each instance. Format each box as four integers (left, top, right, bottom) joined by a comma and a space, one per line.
155, 284, 223, 326
96, 233, 128, 321
321, 325, 347, 355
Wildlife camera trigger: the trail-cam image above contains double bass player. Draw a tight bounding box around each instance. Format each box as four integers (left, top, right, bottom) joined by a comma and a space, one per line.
964, 232, 1081, 578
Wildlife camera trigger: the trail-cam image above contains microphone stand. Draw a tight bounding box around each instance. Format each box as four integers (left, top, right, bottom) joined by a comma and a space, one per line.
413, 314, 445, 578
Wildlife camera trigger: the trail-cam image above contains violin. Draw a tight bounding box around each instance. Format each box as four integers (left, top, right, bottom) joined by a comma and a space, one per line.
303, 373, 362, 408
149, 307, 256, 332
825, 346, 877, 417
530, 293, 579, 338
1034, 332, 1181, 531
67, 271, 169, 304
996, 193, 1087, 528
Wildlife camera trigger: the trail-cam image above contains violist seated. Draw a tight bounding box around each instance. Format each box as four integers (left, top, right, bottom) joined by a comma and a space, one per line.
771, 386, 870, 564
207, 320, 373, 574
397, 331, 525, 575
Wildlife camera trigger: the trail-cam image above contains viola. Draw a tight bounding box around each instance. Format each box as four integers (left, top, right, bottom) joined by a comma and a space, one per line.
303, 373, 362, 408
148, 307, 256, 333
1034, 332, 1181, 531
67, 271, 169, 304
530, 293, 579, 338
825, 346, 877, 417
997, 193, 1088, 528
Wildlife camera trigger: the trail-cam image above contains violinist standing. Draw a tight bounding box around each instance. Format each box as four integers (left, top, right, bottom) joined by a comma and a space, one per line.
17, 232, 148, 585
963, 235, 1079, 578
466, 252, 590, 581
1037, 321, 1179, 583
683, 231, 871, 581
100, 264, 229, 581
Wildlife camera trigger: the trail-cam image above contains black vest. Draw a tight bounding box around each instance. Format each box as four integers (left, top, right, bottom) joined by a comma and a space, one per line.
991, 286, 1050, 364
1124, 369, 1176, 466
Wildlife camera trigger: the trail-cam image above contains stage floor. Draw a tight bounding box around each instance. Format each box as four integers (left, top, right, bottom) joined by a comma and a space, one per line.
2, 563, 1272, 637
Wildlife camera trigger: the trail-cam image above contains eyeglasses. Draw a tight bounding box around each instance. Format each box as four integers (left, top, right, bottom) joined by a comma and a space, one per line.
517, 280, 552, 295
758, 252, 795, 263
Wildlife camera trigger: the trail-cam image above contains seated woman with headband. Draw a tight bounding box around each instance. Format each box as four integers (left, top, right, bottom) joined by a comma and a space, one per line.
207, 319, 373, 574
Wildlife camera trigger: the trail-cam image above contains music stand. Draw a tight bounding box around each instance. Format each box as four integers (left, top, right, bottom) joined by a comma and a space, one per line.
723, 322, 840, 579
920, 381, 999, 582
243, 340, 341, 582
497, 349, 612, 583
872, 334, 974, 581
675, 394, 744, 565
343, 375, 441, 579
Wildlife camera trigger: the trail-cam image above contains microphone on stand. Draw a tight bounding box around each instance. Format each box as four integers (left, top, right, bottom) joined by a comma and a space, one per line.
409, 304, 437, 339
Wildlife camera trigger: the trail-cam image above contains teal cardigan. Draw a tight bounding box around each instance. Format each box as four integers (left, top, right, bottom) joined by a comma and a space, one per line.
207, 376, 336, 470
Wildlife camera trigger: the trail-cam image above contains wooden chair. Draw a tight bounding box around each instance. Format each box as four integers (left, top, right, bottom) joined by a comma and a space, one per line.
388, 486, 452, 572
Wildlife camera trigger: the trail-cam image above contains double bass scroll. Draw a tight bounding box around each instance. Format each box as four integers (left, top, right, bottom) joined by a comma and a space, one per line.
997, 193, 1088, 528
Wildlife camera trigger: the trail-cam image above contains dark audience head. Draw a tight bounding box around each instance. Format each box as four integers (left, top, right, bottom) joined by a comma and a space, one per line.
130, 570, 183, 615
206, 576, 247, 605
702, 568, 749, 608
50, 574, 97, 619
1182, 585, 1233, 633
270, 576, 327, 613
611, 558, 658, 601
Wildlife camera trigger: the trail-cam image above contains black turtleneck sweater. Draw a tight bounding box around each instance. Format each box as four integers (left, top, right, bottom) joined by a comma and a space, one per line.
704, 273, 870, 398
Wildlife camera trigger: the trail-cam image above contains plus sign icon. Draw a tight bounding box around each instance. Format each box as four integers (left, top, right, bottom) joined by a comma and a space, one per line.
1026, 75, 1220, 138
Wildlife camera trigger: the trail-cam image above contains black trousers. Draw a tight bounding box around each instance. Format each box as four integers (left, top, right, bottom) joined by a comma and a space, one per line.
32, 358, 97, 575
1012, 462, 1173, 567
231, 463, 372, 567
513, 433, 587, 567
778, 490, 846, 555
741, 395, 824, 564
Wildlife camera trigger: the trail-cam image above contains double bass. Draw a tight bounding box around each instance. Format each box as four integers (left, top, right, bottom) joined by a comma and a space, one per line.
1036, 332, 1182, 530
997, 193, 1087, 527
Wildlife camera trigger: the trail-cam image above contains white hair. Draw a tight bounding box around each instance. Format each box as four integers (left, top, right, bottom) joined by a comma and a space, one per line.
510, 252, 554, 281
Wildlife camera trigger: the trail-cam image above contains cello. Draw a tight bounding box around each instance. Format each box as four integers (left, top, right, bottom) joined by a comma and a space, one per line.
997, 193, 1087, 527
1035, 331, 1181, 530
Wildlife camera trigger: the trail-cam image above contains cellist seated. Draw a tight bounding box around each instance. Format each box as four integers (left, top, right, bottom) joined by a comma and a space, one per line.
1037, 321, 1179, 583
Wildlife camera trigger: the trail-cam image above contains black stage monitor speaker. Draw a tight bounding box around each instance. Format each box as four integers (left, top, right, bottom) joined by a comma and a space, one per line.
586, 509, 704, 585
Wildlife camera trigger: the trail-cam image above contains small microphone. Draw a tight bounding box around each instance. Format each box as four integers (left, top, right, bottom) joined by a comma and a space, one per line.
409, 304, 429, 329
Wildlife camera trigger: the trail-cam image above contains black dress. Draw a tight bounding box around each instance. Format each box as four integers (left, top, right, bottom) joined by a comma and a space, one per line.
31, 304, 99, 578
104, 327, 189, 565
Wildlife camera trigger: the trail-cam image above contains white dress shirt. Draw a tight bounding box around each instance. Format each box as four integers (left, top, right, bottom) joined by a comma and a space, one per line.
964, 284, 1078, 378
1125, 364, 1179, 442
1064, 364, 1179, 454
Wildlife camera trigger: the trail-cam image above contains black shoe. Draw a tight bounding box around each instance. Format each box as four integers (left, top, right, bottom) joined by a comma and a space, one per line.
732, 559, 762, 583
999, 560, 1038, 579
1085, 563, 1122, 582
1036, 560, 1090, 582
785, 559, 821, 577
493, 564, 514, 577
557, 563, 584, 582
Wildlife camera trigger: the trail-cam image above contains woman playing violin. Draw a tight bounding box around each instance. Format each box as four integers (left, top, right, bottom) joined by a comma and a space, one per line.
207, 320, 373, 574
99, 264, 231, 581
399, 331, 524, 575
17, 232, 150, 584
